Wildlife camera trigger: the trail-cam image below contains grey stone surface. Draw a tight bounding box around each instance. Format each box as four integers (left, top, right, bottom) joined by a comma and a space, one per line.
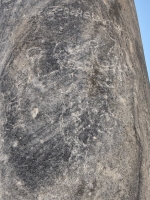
0, 0, 150, 199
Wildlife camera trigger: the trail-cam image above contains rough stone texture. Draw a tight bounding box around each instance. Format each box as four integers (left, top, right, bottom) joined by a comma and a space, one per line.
0, 0, 150, 199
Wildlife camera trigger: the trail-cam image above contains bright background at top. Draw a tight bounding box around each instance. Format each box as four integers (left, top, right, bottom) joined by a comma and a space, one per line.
134, 0, 150, 80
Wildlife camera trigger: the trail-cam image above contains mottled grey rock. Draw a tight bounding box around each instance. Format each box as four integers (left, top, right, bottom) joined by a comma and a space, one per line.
0, 0, 150, 199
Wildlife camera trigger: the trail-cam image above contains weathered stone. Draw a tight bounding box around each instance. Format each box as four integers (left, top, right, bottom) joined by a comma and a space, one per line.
0, 0, 150, 199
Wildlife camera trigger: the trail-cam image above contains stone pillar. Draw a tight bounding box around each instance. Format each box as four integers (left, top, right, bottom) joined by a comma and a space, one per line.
0, 0, 150, 199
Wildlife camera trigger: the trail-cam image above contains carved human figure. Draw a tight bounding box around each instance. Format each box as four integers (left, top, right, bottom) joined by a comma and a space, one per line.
1, 1, 149, 199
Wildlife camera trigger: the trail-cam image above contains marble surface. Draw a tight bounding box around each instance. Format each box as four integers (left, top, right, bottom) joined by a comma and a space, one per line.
0, 0, 150, 199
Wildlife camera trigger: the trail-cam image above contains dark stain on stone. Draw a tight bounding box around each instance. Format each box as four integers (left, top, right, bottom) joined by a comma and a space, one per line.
1, 0, 16, 7
78, 112, 91, 127
6, 127, 72, 191
75, 181, 86, 197
79, 130, 89, 144
91, 22, 102, 40
35, 55, 60, 77
88, 60, 110, 97
97, 41, 115, 63
78, 127, 98, 144
1, 74, 14, 93
135, 40, 145, 67
99, 1, 109, 21
78, 112, 98, 144
90, 179, 97, 193
109, 0, 122, 22
133, 124, 143, 199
